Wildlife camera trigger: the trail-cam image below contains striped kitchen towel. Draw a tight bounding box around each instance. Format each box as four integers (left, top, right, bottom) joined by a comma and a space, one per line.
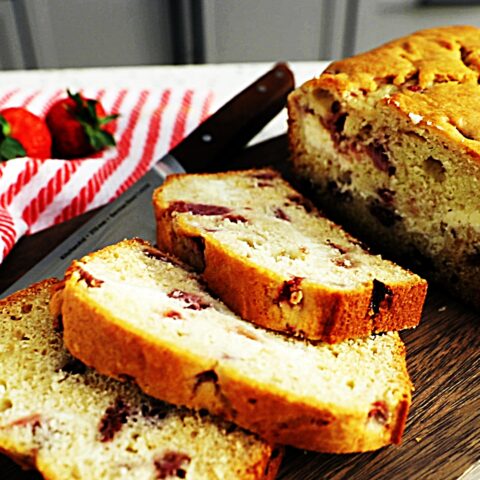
0, 87, 214, 263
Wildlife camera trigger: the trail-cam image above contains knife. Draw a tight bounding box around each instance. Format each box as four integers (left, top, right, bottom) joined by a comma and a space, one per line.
1, 63, 294, 297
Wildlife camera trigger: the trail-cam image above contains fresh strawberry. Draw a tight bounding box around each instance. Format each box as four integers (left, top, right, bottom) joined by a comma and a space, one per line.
46, 90, 119, 159
0, 107, 52, 161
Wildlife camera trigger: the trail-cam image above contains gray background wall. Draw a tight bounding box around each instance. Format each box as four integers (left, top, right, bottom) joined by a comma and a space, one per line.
1, 0, 480, 70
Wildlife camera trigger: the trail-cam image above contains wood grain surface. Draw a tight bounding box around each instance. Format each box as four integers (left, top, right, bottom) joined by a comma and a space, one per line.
1, 136, 479, 479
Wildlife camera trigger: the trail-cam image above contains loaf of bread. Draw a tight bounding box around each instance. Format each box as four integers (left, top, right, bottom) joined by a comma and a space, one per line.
288, 25, 480, 310
0, 279, 281, 480
56, 238, 413, 453
152, 168, 426, 343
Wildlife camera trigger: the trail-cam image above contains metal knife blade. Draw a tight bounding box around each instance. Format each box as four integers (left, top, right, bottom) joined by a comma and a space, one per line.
1, 63, 294, 297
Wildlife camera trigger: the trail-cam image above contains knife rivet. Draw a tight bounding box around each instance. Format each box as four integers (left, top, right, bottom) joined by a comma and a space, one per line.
202, 133, 213, 143
257, 84, 267, 93
275, 70, 285, 78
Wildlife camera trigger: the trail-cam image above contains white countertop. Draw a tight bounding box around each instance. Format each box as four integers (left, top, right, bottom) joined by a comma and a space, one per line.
0, 62, 328, 144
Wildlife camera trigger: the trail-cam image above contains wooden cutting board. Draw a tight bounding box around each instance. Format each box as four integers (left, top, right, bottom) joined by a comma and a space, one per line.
1, 136, 479, 479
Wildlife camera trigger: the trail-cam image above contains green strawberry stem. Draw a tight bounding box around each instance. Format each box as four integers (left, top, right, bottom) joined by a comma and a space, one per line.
67, 90, 119, 152
0, 115, 11, 136
82, 124, 117, 151
0, 114, 26, 161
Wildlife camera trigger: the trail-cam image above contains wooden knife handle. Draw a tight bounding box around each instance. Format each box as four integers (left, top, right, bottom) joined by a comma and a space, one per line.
169, 62, 295, 173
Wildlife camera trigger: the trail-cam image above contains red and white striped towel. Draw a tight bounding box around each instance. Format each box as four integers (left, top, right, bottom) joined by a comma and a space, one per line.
0, 87, 214, 263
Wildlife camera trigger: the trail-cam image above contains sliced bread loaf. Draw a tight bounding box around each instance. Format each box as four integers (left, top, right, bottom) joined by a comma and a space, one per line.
0, 279, 280, 480
287, 25, 480, 310
57, 238, 413, 453
152, 169, 427, 343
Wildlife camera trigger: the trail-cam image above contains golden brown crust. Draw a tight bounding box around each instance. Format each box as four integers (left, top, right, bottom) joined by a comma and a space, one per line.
60, 241, 413, 454
287, 26, 480, 311
299, 25, 480, 160
0, 278, 59, 308
200, 241, 425, 343
259, 447, 283, 480
153, 170, 427, 344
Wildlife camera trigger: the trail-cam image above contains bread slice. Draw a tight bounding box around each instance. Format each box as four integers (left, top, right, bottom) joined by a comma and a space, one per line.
288, 25, 480, 310
0, 279, 281, 480
152, 168, 426, 343
57, 238, 413, 453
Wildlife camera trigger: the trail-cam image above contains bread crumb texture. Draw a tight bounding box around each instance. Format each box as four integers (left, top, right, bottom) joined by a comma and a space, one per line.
0, 279, 278, 480
59, 239, 413, 454
153, 169, 426, 343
